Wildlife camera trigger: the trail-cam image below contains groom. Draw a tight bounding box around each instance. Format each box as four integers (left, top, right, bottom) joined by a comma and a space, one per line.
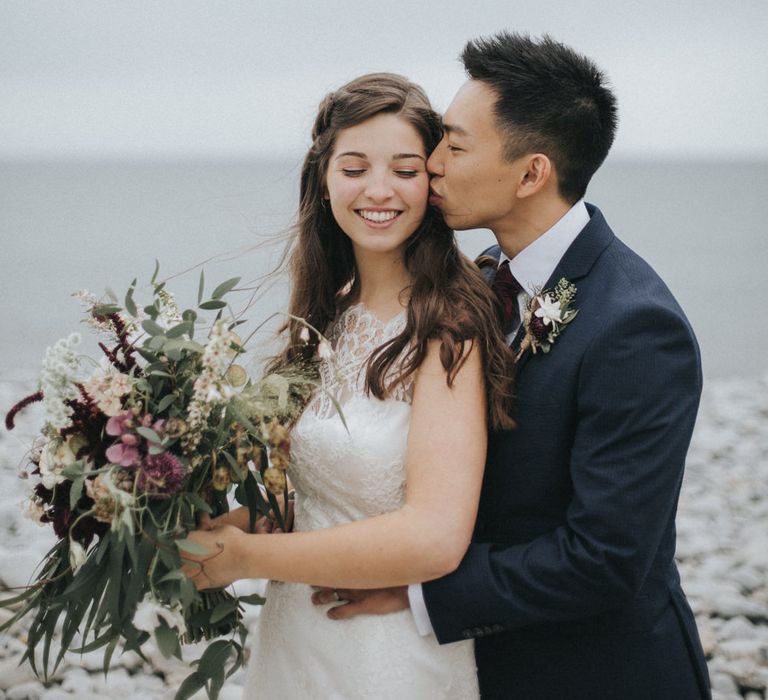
314, 32, 710, 699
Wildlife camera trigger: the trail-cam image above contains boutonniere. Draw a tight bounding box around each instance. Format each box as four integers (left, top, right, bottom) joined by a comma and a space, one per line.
516, 278, 579, 361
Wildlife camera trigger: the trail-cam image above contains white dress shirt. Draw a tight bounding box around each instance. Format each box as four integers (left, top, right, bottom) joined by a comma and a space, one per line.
407, 199, 590, 637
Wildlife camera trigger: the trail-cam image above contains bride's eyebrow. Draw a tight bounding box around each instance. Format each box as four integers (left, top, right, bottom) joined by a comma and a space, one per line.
334, 152, 425, 161
392, 153, 425, 161
335, 151, 367, 160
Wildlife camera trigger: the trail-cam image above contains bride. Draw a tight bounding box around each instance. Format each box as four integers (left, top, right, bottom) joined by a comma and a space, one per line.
184, 73, 515, 698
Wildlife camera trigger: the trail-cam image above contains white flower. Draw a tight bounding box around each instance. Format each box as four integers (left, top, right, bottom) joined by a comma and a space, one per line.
40, 333, 81, 429
534, 294, 563, 326
133, 594, 187, 635
298, 326, 311, 343
68, 540, 87, 570
38, 438, 78, 489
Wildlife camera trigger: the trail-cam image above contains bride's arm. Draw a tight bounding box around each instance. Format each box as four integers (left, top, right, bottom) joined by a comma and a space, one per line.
184, 338, 487, 589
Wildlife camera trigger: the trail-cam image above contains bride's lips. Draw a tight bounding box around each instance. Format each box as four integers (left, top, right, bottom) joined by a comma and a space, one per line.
354, 208, 403, 229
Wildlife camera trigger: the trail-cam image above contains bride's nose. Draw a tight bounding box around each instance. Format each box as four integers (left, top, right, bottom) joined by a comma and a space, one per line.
363, 171, 395, 202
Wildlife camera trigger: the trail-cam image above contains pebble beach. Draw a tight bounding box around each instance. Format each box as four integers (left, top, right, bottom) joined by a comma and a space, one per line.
1, 373, 767, 700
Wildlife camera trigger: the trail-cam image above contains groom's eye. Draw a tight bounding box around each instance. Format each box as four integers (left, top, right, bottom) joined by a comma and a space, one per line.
446, 145, 463, 153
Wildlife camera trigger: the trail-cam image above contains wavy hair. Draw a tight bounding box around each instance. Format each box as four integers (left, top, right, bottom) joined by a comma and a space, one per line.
271, 73, 515, 429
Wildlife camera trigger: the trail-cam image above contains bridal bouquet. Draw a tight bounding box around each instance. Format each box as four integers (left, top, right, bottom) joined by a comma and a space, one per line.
2, 266, 322, 699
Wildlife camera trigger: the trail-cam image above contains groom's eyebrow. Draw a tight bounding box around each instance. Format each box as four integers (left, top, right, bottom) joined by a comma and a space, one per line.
442, 122, 469, 137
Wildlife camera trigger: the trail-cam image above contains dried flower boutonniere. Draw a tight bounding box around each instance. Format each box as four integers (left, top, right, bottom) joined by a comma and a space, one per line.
516, 278, 579, 361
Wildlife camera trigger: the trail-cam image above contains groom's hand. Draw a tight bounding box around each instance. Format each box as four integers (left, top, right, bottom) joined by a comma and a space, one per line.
311, 586, 409, 619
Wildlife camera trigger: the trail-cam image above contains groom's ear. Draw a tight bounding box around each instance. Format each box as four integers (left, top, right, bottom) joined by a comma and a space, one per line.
516, 153, 553, 199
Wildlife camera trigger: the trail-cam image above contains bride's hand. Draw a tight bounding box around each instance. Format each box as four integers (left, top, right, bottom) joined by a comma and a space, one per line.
310, 586, 409, 619
180, 524, 248, 590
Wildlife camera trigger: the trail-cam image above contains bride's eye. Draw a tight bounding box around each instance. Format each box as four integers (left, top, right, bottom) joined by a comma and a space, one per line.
394, 170, 418, 178
342, 168, 366, 177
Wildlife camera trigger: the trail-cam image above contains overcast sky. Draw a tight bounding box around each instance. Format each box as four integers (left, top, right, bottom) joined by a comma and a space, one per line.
2, 0, 766, 160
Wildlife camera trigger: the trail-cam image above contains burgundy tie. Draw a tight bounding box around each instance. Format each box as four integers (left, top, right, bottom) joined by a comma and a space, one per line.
491, 260, 523, 335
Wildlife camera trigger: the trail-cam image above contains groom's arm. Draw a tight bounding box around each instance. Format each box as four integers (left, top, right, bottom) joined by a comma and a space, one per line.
422, 302, 702, 643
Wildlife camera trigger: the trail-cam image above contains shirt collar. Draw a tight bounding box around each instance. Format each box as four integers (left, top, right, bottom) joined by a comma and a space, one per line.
500, 199, 589, 295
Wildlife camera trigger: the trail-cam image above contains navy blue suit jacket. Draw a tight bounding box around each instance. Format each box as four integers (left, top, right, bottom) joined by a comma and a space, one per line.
423, 205, 710, 699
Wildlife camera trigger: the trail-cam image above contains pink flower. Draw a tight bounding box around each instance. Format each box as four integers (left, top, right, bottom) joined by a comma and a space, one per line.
106, 411, 133, 437
106, 442, 140, 467
120, 433, 139, 447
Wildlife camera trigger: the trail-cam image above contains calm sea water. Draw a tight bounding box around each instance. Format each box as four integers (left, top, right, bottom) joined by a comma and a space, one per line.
1, 159, 765, 381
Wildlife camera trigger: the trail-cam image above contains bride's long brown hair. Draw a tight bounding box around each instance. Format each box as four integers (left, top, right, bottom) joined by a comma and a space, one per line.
271, 73, 515, 430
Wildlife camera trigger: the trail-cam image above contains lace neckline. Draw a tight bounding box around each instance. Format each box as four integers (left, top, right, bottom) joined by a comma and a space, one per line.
340, 301, 407, 329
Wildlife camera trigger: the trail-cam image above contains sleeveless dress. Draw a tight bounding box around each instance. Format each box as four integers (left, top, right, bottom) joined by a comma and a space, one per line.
244, 302, 479, 699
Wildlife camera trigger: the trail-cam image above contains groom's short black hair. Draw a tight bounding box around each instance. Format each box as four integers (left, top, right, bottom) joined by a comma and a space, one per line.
462, 32, 618, 202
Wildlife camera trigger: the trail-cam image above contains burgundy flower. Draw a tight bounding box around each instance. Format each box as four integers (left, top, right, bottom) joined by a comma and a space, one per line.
136, 453, 186, 499
529, 315, 550, 343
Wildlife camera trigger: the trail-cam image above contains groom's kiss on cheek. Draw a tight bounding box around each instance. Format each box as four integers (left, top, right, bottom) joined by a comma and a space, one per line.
427, 79, 520, 234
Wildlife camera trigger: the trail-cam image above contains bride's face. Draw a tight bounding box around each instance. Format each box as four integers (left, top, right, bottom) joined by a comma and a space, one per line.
325, 113, 429, 259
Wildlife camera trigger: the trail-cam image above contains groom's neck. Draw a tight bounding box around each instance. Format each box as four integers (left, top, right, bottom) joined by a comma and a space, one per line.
494, 194, 573, 258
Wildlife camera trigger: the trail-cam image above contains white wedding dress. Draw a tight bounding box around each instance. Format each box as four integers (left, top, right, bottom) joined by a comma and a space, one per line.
245, 303, 479, 699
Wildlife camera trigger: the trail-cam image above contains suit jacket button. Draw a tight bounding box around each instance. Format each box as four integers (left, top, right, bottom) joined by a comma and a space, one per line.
492, 624, 504, 633
482, 626, 493, 635
461, 629, 473, 639
473, 627, 485, 637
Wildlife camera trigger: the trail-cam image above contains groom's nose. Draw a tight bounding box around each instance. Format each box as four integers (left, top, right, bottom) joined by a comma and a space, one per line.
427, 139, 445, 176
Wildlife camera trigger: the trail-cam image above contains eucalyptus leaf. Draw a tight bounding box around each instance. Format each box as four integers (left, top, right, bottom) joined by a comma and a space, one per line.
154, 621, 181, 659
209, 600, 238, 625
197, 640, 234, 680
182, 308, 197, 323
238, 593, 266, 606
167, 321, 193, 339
92, 304, 121, 316
136, 426, 162, 443
199, 299, 227, 310
156, 394, 176, 413
151, 258, 161, 285
125, 288, 138, 317
186, 492, 212, 514
181, 340, 205, 354
211, 277, 241, 300
148, 335, 167, 350
69, 475, 85, 510
61, 460, 85, 480
175, 671, 206, 700
142, 319, 165, 336
197, 269, 205, 305
149, 370, 174, 379
176, 539, 210, 556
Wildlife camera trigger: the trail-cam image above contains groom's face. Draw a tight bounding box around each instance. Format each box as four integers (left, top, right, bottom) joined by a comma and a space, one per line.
427, 80, 522, 231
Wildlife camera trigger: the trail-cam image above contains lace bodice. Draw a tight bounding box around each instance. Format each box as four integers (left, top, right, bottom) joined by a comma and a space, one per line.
291, 302, 413, 530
